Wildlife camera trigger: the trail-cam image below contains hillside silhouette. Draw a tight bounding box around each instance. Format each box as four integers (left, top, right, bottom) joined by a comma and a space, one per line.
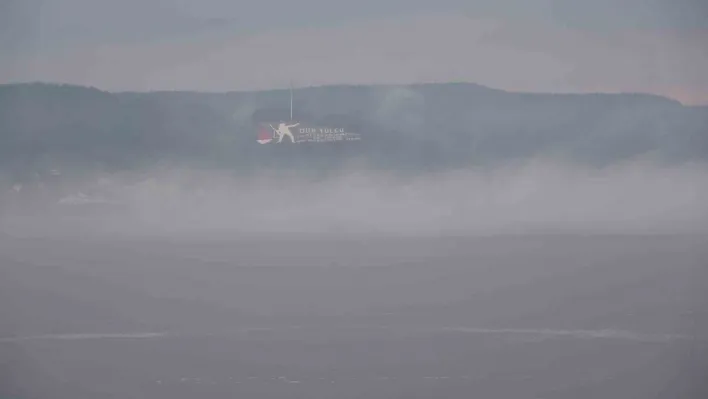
1, 82, 706, 177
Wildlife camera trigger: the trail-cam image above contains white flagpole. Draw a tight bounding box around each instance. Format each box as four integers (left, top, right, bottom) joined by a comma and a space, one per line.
289, 81, 293, 121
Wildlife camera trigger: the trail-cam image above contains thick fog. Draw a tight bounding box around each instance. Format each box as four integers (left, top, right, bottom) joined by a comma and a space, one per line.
1, 82, 707, 399
3, 1, 708, 396
2, 158, 707, 238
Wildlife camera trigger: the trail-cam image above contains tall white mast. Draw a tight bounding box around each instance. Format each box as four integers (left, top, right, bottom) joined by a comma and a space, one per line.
289, 81, 293, 121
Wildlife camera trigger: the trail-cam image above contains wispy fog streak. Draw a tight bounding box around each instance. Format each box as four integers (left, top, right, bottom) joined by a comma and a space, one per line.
2, 158, 707, 237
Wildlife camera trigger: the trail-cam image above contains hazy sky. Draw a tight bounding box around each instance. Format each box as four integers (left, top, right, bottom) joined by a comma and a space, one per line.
2, 0, 707, 104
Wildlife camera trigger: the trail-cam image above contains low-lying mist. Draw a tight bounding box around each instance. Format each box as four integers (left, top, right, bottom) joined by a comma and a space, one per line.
2, 158, 707, 238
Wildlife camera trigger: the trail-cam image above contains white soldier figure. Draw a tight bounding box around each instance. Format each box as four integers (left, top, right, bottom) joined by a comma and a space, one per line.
273, 121, 299, 143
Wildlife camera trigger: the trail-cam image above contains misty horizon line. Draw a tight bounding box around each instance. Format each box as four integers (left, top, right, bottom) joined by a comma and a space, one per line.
1, 80, 690, 105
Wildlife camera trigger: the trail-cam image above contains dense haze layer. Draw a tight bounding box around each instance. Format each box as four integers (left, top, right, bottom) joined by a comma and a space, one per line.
2, 158, 707, 237
1, 82, 706, 237
3, 5, 708, 396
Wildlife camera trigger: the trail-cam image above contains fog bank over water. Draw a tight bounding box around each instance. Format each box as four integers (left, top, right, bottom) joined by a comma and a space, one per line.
2, 158, 707, 237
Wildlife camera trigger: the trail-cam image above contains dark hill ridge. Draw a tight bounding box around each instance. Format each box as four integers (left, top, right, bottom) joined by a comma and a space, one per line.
0, 82, 705, 174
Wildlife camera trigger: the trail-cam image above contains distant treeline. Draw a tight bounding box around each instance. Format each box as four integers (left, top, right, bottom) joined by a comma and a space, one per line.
1, 82, 706, 178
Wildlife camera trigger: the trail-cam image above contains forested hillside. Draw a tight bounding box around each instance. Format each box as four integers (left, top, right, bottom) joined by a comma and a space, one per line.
1, 82, 706, 178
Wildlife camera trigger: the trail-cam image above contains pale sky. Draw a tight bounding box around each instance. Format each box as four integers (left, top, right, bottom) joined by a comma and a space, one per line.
2, 0, 707, 104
